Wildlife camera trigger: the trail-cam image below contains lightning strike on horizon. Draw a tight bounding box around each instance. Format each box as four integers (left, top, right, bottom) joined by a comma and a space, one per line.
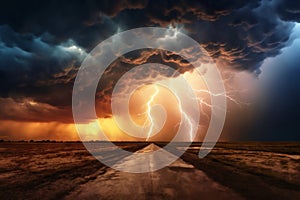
145, 85, 160, 141
137, 85, 244, 142
138, 84, 196, 142
173, 85, 198, 142
138, 82, 242, 142
179, 105, 195, 141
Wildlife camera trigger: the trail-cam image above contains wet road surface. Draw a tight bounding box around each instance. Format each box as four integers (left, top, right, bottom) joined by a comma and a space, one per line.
65, 144, 243, 200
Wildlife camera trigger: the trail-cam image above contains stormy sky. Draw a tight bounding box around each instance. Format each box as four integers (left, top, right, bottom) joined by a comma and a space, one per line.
0, 0, 300, 141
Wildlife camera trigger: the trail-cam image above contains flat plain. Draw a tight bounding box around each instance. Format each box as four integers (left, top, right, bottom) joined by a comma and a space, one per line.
0, 142, 300, 199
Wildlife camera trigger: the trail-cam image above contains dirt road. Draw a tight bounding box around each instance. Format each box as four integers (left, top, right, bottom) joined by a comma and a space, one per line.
65, 144, 243, 200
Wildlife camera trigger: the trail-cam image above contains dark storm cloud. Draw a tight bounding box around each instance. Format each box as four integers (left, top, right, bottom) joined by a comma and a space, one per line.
1, 0, 300, 123
0, 0, 147, 49
98, 0, 300, 73
145, 0, 261, 24
0, 25, 82, 102
137, 0, 295, 73
276, 0, 300, 22
1, 0, 300, 67
0, 25, 80, 122
95, 49, 195, 118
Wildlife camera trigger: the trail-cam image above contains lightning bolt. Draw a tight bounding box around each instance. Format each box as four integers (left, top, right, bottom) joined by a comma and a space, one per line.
180, 107, 195, 141
140, 85, 245, 142
140, 84, 196, 142
171, 91, 196, 142
192, 88, 251, 130
195, 89, 246, 107
144, 85, 160, 141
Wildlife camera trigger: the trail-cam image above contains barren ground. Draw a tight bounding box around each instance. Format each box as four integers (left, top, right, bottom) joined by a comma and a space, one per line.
0, 142, 299, 199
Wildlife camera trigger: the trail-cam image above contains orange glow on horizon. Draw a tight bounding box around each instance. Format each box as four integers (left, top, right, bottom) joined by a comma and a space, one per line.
0, 68, 255, 141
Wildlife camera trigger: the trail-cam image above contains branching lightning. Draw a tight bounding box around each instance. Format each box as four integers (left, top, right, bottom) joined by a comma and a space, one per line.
195, 89, 245, 107
194, 88, 250, 117
138, 84, 196, 142
180, 105, 195, 141
137, 83, 247, 142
